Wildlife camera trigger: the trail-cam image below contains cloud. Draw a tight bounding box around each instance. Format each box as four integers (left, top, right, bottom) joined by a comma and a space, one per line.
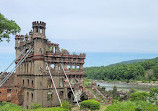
0, 0, 158, 54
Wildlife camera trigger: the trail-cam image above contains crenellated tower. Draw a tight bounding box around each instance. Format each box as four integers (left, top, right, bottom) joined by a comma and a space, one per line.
15, 21, 86, 109
32, 21, 46, 37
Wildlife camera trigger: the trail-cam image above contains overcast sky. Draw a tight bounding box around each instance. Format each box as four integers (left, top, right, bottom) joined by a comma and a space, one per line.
1, 0, 158, 53
0, 0, 158, 70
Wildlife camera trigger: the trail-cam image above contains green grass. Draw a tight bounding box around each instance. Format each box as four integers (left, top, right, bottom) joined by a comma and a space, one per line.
0, 102, 68, 111
72, 104, 107, 111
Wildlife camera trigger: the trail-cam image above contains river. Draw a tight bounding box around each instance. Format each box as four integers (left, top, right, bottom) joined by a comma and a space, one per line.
96, 82, 157, 92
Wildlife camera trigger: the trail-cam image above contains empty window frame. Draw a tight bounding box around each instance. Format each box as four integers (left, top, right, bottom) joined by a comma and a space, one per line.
27, 92, 29, 101
7, 89, 11, 97
59, 78, 63, 87
23, 79, 25, 86
59, 91, 64, 99
67, 65, 70, 69
47, 92, 53, 102
51, 64, 55, 69
31, 80, 34, 88
31, 93, 33, 101
27, 79, 29, 87
47, 79, 52, 88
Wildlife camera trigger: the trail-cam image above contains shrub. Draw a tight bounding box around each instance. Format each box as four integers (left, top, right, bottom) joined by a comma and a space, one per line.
130, 92, 149, 101
102, 86, 106, 90
149, 87, 158, 105
105, 101, 158, 111
61, 100, 70, 110
129, 88, 137, 94
80, 99, 100, 110
112, 86, 118, 99
0, 102, 25, 111
31, 103, 42, 109
0, 102, 69, 111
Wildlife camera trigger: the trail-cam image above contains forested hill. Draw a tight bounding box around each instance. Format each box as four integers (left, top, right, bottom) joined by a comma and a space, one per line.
85, 57, 158, 82
109, 59, 147, 66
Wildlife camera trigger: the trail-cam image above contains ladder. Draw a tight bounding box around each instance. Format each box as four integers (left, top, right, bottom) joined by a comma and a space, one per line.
60, 63, 80, 107
0, 47, 28, 78
0, 47, 33, 87
46, 63, 80, 108
46, 63, 62, 107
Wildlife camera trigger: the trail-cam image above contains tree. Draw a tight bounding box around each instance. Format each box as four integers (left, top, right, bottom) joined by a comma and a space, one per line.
149, 87, 158, 105
130, 92, 149, 101
112, 86, 118, 99
0, 13, 21, 42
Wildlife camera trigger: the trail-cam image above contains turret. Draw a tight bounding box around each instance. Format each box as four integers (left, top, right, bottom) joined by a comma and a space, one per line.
15, 35, 24, 58
32, 21, 46, 36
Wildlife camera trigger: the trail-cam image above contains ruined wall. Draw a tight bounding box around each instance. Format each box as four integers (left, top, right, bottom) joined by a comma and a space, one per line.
0, 72, 23, 105
0, 21, 87, 109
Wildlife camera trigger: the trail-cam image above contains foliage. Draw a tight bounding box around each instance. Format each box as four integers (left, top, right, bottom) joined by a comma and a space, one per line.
105, 101, 158, 111
85, 57, 158, 81
0, 13, 21, 42
31, 103, 42, 109
149, 87, 158, 105
0, 102, 69, 111
101, 86, 106, 90
129, 92, 149, 101
0, 102, 25, 111
129, 88, 137, 94
112, 86, 119, 99
61, 100, 70, 110
80, 99, 100, 110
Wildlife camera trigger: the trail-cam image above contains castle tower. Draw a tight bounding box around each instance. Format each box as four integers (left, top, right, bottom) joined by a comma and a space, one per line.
15, 21, 86, 109
32, 21, 46, 37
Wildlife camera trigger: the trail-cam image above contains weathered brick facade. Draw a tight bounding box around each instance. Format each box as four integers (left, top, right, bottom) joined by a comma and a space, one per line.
0, 21, 85, 109
0, 72, 23, 105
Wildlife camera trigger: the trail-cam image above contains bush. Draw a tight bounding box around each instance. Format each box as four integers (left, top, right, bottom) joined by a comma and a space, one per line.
102, 86, 106, 90
31, 103, 42, 109
0, 102, 25, 111
105, 101, 158, 111
149, 87, 158, 105
130, 92, 149, 101
61, 100, 70, 110
0, 102, 69, 111
80, 99, 100, 110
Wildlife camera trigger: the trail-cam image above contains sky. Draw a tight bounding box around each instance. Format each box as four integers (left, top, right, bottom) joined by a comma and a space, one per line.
0, 0, 158, 70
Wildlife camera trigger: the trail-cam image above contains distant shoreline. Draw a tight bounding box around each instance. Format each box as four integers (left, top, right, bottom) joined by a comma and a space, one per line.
94, 80, 158, 86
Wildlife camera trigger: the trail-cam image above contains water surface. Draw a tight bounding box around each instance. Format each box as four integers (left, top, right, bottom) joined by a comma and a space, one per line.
96, 82, 157, 92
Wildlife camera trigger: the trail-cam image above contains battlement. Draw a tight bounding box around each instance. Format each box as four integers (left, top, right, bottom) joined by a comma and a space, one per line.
15, 35, 24, 39
32, 21, 46, 28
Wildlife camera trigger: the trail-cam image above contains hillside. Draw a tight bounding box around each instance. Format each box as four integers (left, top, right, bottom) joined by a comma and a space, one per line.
85, 57, 158, 82
109, 59, 147, 66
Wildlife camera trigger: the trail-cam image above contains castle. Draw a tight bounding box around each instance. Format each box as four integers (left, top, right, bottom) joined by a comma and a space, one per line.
0, 21, 86, 109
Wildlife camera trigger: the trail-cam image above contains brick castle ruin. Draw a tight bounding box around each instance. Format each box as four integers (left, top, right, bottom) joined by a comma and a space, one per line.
0, 21, 86, 109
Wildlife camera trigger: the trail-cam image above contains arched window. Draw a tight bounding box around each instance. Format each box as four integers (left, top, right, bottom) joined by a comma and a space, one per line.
40, 28, 42, 33
27, 92, 29, 101
31, 80, 34, 88
23, 79, 24, 86
31, 93, 33, 101
39, 48, 42, 54
27, 79, 29, 87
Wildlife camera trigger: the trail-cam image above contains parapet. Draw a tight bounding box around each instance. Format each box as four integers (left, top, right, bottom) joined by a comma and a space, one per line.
32, 21, 46, 29
15, 35, 24, 39
29, 30, 33, 35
